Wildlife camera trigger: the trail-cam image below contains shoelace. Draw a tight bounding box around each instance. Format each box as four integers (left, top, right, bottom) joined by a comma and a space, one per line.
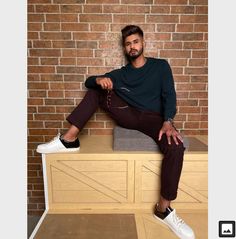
171, 211, 185, 229
44, 133, 60, 145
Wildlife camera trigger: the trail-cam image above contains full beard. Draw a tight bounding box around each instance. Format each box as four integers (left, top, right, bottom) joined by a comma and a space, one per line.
125, 47, 143, 61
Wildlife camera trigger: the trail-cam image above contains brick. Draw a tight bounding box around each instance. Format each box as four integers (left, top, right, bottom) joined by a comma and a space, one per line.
45, 98, 74, 105
189, 59, 206, 66
151, 6, 170, 14
33, 40, 52, 48
33, 113, 65, 120
105, 121, 116, 128
46, 14, 78, 22
185, 122, 200, 129
28, 5, 35, 12
184, 67, 208, 75
28, 14, 44, 22
87, 0, 119, 3
50, 82, 81, 90
192, 50, 208, 58
194, 24, 208, 32
28, 66, 55, 73
53, 41, 76, 48
145, 42, 163, 49
121, 0, 152, 3
113, 14, 145, 23
54, 0, 85, 3
60, 4, 82, 13
196, 6, 208, 14
180, 15, 208, 23
28, 82, 49, 90
73, 32, 105, 40
164, 42, 182, 49
77, 58, 104, 66
28, 121, 44, 128
28, 106, 37, 113
178, 106, 200, 113
174, 75, 190, 82
172, 67, 183, 74
76, 41, 97, 49
191, 75, 208, 82
105, 58, 123, 66
171, 6, 194, 14
61, 23, 89, 31
103, 5, 127, 13
65, 91, 85, 98
38, 106, 56, 113
29, 90, 47, 98
170, 59, 187, 66
183, 42, 207, 49
41, 74, 63, 81
28, 32, 39, 39
64, 75, 84, 82
45, 121, 62, 128
189, 91, 208, 98
84, 5, 102, 13
28, 0, 51, 3
128, 5, 150, 13
28, 23, 42, 31
60, 58, 76, 65
172, 33, 203, 41
41, 58, 59, 65
28, 57, 39, 65
88, 67, 114, 75
189, 0, 208, 5
56, 66, 86, 74
90, 24, 109, 32
43, 23, 61, 31
156, 24, 175, 32
47, 91, 64, 98
111, 23, 155, 33
79, 14, 112, 22
176, 83, 206, 91
95, 50, 123, 58
160, 50, 191, 58
56, 106, 75, 113
35, 4, 59, 13
154, 0, 187, 3
30, 49, 61, 57
199, 100, 208, 106
145, 33, 171, 41
40, 32, 71, 40
176, 24, 193, 32
147, 15, 179, 23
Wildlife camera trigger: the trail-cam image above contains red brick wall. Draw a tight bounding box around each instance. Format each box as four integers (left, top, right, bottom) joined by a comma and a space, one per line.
28, 0, 208, 215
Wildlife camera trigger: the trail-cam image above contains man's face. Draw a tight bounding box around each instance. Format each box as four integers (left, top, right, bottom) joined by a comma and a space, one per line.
124, 33, 144, 60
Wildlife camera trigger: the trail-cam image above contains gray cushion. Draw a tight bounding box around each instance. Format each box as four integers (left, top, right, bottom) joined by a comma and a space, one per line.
113, 126, 207, 152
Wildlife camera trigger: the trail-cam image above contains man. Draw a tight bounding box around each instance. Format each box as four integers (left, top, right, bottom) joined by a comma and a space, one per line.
37, 25, 195, 239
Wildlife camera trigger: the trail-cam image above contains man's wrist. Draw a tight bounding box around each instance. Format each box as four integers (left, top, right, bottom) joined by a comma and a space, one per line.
164, 118, 174, 125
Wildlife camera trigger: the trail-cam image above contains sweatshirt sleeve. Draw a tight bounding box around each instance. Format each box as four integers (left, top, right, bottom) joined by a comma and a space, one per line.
84, 69, 121, 89
161, 60, 177, 121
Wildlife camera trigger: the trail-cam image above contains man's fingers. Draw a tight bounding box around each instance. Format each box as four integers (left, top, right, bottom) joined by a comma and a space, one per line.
172, 135, 179, 145
158, 130, 163, 141
167, 136, 171, 145
177, 134, 183, 142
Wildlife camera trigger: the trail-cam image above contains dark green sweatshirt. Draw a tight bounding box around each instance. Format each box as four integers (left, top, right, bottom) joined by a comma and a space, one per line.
85, 57, 176, 121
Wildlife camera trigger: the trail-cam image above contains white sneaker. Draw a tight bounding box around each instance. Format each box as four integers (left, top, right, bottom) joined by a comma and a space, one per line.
36, 133, 80, 154
154, 205, 195, 239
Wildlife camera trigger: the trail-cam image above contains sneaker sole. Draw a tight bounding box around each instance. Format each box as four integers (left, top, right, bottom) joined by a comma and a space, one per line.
36, 147, 80, 154
153, 214, 195, 239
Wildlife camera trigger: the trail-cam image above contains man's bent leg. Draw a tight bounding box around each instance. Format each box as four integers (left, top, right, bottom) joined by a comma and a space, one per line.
37, 89, 105, 154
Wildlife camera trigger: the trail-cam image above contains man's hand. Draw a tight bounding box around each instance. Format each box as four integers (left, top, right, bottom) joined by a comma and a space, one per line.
158, 121, 183, 145
96, 77, 113, 90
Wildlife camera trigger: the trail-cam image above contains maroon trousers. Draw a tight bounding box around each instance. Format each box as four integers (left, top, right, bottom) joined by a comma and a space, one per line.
67, 89, 185, 201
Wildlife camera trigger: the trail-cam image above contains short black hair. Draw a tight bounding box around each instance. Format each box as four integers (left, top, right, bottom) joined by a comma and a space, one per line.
121, 25, 144, 45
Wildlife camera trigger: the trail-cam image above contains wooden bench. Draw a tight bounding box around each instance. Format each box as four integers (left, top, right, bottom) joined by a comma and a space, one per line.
30, 134, 208, 239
